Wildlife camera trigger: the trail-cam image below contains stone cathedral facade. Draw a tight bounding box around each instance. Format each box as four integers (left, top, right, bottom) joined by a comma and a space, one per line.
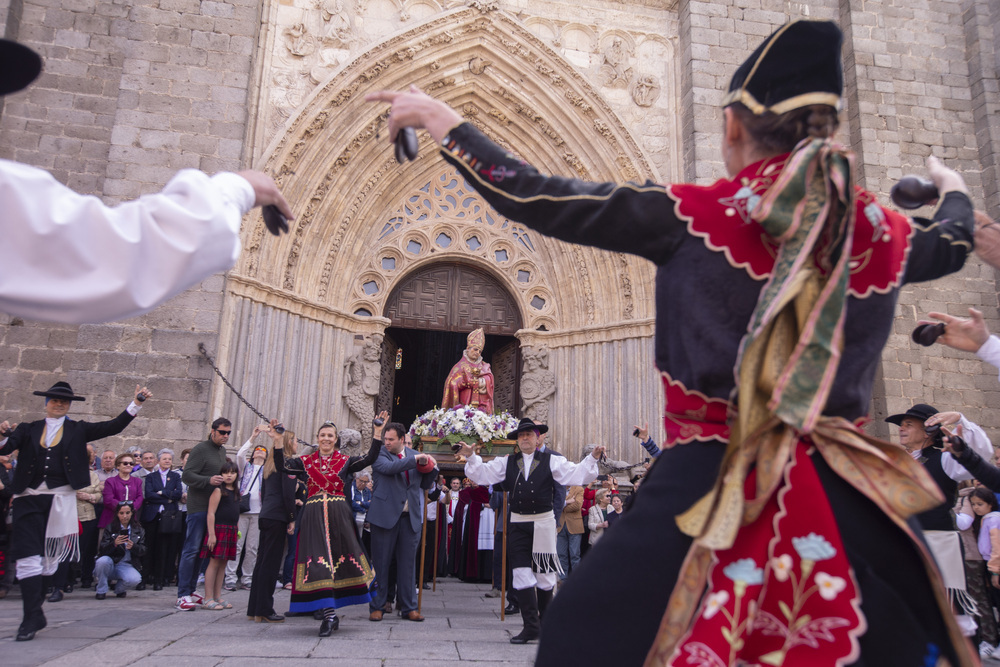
0, 0, 998, 461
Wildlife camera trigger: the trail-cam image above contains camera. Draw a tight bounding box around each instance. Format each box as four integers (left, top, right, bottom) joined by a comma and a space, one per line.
632, 428, 640, 438
274, 424, 285, 434
924, 423, 941, 436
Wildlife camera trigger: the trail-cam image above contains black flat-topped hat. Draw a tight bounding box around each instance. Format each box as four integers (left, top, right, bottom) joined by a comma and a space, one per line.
0, 39, 42, 96
33, 381, 86, 402
885, 403, 937, 426
722, 20, 843, 115
507, 417, 548, 439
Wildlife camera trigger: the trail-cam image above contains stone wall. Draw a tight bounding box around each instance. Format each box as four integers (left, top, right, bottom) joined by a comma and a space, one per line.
0, 0, 261, 454
1, 0, 999, 460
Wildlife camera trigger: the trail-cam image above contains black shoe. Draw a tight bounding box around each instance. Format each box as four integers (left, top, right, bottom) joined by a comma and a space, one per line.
312, 609, 324, 621
153, 583, 163, 591
504, 602, 519, 614
95, 593, 106, 600
422, 582, 431, 590
116, 591, 127, 598
318, 616, 339, 636
135, 582, 146, 591
258, 613, 285, 623
80, 580, 92, 589
509, 588, 540, 645
47, 589, 64, 603
63, 584, 73, 594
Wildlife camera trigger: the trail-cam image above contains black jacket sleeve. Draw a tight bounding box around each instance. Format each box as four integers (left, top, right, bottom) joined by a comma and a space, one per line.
81, 409, 136, 442
439, 123, 683, 265
902, 191, 975, 284
342, 438, 382, 481
273, 449, 306, 476
955, 446, 1000, 493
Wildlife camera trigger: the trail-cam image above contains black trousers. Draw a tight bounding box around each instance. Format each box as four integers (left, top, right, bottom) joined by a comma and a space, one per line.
247, 518, 288, 617
78, 518, 99, 584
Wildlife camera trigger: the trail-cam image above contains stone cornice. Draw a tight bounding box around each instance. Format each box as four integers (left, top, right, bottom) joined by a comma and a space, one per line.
227, 274, 391, 333
516, 318, 655, 348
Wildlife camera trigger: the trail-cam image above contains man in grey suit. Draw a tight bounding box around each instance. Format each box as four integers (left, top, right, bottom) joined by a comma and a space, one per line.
368, 422, 438, 622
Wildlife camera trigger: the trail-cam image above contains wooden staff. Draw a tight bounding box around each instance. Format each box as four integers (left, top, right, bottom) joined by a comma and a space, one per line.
418, 489, 428, 613
501, 490, 508, 621
433, 493, 441, 592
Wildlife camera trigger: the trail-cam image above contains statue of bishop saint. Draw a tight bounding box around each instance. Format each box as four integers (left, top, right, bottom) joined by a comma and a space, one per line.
442, 328, 494, 414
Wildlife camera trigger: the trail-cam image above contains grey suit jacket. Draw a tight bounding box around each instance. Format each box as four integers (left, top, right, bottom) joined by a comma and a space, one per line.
368, 446, 437, 533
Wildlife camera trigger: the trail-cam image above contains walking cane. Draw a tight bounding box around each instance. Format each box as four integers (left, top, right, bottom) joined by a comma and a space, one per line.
418, 489, 428, 613
433, 495, 441, 592
501, 490, 508, 621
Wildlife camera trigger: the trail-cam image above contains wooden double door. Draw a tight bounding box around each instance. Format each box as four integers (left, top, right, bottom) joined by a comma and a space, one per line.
379, 263, 523, 427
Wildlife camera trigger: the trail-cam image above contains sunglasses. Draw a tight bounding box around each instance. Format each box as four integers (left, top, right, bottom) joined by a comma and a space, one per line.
119, 461, 134, 466
215, 429, 232, 436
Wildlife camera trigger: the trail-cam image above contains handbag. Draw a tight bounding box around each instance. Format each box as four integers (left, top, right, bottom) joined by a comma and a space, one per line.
238, 465, 263, 514
159, 506, 183, 534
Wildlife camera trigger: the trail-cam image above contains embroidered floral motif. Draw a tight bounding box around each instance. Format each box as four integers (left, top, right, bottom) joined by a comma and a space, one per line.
815, 572, 847, 601
669, 158, 911, 298
771, 554, 793, 582
791, 533, 837, 561
703, 591, 730, 620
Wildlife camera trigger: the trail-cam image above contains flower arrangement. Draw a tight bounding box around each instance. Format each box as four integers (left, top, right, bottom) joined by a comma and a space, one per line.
409, 406, 519, 448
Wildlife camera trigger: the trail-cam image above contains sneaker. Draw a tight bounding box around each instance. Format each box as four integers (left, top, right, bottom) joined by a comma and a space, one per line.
190, 591, 205, 605
175, 596, 197, 611
223, 583, 237, 592
980, 641, 995, 659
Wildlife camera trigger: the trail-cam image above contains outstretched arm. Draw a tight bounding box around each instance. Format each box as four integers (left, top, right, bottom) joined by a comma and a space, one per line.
0, 161, 292, 324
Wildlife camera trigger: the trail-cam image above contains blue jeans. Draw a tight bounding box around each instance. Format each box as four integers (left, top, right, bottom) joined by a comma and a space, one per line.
94, 556, 141, 595
177, 511, 207, 597
556, 523, 581, 581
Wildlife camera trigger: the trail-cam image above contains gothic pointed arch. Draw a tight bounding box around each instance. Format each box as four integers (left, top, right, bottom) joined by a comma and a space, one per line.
230, 6, 674, 332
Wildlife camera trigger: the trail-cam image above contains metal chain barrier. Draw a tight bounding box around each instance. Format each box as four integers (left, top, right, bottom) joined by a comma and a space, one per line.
198, 343, 312, 449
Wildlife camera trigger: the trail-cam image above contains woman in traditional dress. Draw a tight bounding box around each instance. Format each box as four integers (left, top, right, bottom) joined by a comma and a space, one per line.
368, 20, 979, 666
268, 412, 386, 636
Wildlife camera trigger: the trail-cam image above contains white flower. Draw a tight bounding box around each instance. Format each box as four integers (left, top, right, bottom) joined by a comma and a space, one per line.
702, 590, 729, 619
770, 554, 793, 583
814, 572, 847, 601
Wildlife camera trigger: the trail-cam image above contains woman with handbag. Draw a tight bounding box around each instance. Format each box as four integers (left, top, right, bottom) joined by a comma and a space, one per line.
141, 449, 183, 591
225, 427, 269, 592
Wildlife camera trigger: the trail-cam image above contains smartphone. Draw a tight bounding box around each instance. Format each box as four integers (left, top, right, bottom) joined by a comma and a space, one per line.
632, 428, 640, 438
450, 443, 463, 453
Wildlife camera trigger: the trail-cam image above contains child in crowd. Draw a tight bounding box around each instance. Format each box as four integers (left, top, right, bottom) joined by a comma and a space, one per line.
200, 460, 241, 610
968, 486, 1000, 658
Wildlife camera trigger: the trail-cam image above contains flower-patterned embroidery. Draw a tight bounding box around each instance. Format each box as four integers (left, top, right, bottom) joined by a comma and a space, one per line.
703, 591, 730, 620
668, 158, 911, 298
815, 572, 847, 601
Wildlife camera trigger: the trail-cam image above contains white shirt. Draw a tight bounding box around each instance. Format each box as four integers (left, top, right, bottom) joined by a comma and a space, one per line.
0, 401, 141, 448
937, 414, 994, 482
464, 450, 599, 488
977, 335, 1000, 381
0, 159, 254, 324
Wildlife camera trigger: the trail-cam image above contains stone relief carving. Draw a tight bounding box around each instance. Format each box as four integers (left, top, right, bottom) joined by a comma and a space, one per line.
600, 37, 633, 88
630, 74, 660, 107
319, 0, 354, 46
344, 334, 382, 441
520, 346, 556, 424
467, 0, 500, 12
469, 55, 491, 75
284, 23, 316, 57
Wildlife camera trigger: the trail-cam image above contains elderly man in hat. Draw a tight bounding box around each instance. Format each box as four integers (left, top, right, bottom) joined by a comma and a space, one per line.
0, 381, 151, 641
455, 419, 603, 644
885, 404, 993, 531
371, 17, 985, 666
0, 39, 293, 325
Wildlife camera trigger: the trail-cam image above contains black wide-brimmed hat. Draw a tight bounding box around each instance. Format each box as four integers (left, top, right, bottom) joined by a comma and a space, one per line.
0, 39, 42, 96
33, 381, 86, 402
507, 417, 547, 439
722, 20, 843, 115
885, 403, 937, 426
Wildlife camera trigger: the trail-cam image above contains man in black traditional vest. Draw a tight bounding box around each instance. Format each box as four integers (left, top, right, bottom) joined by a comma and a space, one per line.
457, 418, 603, 644
0, 381, 152, 641
885, 404, 993, 531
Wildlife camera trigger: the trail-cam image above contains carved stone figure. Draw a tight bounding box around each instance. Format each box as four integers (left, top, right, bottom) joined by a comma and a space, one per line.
469, 56, 491, 75
442, 328, 495, 413
520, 346, 556, 423
631, 74, 660, 107
600, 37, 633, 88
344, 334, 382, 439
318, 0, 353, 47
284, 23, 315, 58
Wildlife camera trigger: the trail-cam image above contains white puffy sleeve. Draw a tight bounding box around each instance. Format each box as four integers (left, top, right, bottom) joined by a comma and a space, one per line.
0, 160, 254, 324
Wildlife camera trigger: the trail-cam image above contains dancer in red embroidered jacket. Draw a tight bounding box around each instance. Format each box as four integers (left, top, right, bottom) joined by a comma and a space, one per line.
368, 20, 977, 667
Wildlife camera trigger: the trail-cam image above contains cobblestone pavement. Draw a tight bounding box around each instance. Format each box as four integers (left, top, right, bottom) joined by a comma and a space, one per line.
0, 578, 535, 666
